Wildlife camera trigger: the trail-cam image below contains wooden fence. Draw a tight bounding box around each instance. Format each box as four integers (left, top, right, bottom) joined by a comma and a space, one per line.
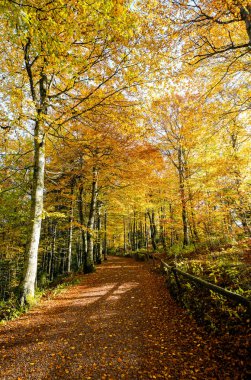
160, 260, 251, 317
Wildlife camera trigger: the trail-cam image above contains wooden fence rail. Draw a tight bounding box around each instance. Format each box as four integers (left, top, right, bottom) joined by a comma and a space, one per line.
160, 260, 251, 316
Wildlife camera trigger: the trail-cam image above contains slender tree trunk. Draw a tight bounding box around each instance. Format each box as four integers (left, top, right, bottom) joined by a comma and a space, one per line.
169, 203, 175, 247
67, 182, 74, 272
96, 201, 102, 264
47, 251, 52, 280
178, 147, 190, 247
145, 213, 149, 260
76, 233, 82, 270
189, 201, 199, 243
133, 212, 138, 251
49, 221, 57, 281
123, 216, 127, 254
132, 211, 136, 251
129, 221, 133, 251
147, 210, 157, 251
104, 209, 108, 260
41, 248, 46, 272
139, 220, 144, 249
159, 206, 167, 251
180, 181, 189, 246
184, 160, 199, 243
145, 213, 148, 249
86, 166, 98, 273
77, 184, 86, 271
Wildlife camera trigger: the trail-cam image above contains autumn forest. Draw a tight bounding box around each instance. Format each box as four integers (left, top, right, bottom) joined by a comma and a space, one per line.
0, 0, 250, 301
0, 0, 251, 320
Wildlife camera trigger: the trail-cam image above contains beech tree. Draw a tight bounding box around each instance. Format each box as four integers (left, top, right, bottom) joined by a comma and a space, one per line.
152, 93, 203, 246
0, 0, 155, 302
1, 0, 251, 304
171, 1, 251, 114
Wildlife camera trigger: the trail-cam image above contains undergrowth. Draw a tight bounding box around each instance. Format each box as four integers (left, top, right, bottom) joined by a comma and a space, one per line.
164, 237, 251, 334
0, 275, 81, 322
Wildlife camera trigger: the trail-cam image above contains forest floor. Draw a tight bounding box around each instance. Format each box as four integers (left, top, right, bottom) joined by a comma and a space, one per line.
0, 256, 249, 380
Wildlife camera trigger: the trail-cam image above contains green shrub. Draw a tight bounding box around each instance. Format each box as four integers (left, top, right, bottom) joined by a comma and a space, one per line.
0, 297, 25, 321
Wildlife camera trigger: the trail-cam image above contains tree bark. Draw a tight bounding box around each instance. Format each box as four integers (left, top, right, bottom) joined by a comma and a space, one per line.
49, 221, 57, 280
96, 201, 103, 264
133, 211, 137, 251
86, 166, 98, 273
123, 216, 127, 254
77, 183, 86, 271
67, 182, 74, 272
147, 210, 157, 251
169, 203, 175, 247
104, 209, 108, 260
159, 206, 167, 251
20, 43, 47, 304
178, 147, 190, 247
21, 118, 45, 304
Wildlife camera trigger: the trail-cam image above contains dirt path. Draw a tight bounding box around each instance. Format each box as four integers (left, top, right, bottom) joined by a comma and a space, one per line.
0, 256, 247, 379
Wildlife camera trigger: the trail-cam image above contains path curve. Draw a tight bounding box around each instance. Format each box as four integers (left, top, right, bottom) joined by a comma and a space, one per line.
0, 256, 246, 379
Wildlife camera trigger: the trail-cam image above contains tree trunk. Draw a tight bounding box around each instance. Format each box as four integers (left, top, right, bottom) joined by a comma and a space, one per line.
133, 212, 138, 251
86, 166, 98, 273
77, 183, 86, 271
123, 216, 127, 254
20, 46, 47, 304
67, 182, 74, 272
159, 206, 167, 251
76, 233, 83, 270
147, 210, 157, 251
145, 213, 148, 249
21, 119, 45, 304
96, 201, 103, 264
129, 221, 133, 251
178, 147, 190, 247
49, 221, 57, 281
169, 203, 176, 247
139, 220, 144, 249
184, 158, 199, 243
132, 212, 136, 251
104, 209, 108, 260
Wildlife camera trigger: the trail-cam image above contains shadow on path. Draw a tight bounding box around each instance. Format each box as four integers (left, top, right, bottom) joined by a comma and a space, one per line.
0, 256, 246, 379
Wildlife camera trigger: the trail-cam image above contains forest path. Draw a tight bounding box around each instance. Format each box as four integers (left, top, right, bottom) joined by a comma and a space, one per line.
0, 256, 245, 380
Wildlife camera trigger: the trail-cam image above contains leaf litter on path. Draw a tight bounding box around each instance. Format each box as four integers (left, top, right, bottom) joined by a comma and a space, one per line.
0, 256, 249, 379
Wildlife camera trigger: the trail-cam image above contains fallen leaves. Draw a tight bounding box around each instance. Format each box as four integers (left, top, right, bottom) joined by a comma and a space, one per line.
0, 257, 248, 379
